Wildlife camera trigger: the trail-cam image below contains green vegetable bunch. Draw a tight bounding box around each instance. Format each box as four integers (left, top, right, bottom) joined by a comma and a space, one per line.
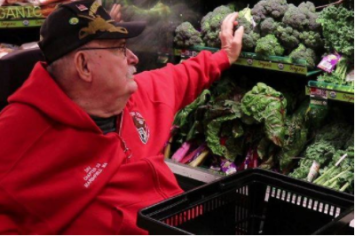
289, 140, 336, 180
315, 122, 354, 150
251, 0, 289, 23
318, 57, 353, 86
313, 147, 354, 193
277, 101, 309, 171
201, 5, 234, 47
289, 123, 354, 194
236, 8, 261, 52
173, 90, 211, 143
204, 100, 243, 160
317, 5, 354, 58
241, 83, 287, 146
255, 34, 284, 56
281, 2, 322, 50
174, 22, 204, 48
317, 5, 354, 86
289, 44, 317, 68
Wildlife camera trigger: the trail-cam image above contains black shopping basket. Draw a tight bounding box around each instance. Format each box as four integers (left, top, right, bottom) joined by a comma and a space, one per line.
137, 169, 354, 235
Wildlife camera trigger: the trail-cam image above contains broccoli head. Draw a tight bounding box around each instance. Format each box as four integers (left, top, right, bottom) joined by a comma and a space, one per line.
299, 31, 323, 49
251, 0, 288, 23
201, 5, 234, 48
299, 2, 321, 31
260, 17, 280, 36
243, 32, 261, 52
255, 34, 285, 56
282, 4, 309, 30
239, 7, 253, 23
289, 44, 317, 68
174, 22, 204, 48
275, 25, 300, 50
307, 12, 321, 31
283, 2, 321, 32
237, 16, 254, 34
298, 1, 316, 14
236, 8, 258, 35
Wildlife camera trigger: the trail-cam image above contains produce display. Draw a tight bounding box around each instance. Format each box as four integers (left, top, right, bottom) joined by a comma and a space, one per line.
168, 0, 353, 195
168, 75, 313, 171
173, 0, 332, 68
166, 73, 353, 193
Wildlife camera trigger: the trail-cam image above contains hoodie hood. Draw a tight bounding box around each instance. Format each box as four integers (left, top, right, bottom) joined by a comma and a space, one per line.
8, 62, 101, 133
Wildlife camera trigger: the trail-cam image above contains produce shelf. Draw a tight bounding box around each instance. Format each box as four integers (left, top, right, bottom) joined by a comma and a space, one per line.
165, 159, 223, 183
174, 47, 321, 76
0, 4, 54, 28
306, 81, 354, 103
0, 19, 45, 28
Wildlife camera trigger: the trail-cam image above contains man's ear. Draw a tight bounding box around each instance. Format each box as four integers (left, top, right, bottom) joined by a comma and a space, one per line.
74, 51, 92, 83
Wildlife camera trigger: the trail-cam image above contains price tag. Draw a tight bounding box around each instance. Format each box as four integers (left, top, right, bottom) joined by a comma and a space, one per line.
310, 87, 327, 99
309, 87, 328, 107
310, 97, 328, 107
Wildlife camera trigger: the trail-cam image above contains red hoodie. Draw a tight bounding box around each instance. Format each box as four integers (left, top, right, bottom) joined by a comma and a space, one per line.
0, 50, 230, 234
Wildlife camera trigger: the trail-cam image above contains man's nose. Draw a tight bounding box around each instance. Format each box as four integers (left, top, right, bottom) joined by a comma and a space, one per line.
126, 48, 139, 65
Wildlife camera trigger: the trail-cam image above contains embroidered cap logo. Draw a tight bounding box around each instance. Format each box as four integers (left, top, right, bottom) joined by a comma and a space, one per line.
77, 1, 128, 40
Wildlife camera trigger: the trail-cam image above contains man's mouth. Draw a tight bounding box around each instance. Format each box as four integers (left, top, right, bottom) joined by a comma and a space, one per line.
127, 66, 137, 80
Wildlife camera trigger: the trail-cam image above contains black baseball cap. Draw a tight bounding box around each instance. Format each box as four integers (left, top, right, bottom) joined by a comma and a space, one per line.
38, 0, 146, 64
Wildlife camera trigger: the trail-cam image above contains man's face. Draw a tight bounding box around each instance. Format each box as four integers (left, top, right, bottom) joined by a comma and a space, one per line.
83, 39, 139, 110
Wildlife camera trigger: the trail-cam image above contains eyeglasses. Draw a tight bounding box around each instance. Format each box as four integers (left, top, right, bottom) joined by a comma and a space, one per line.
77, 46, 127, 57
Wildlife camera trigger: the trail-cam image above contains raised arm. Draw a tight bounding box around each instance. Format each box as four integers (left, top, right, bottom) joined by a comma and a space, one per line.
135, 12, 244, 112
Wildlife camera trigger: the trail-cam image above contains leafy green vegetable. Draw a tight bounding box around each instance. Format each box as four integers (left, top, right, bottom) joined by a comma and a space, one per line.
318, 57, 353, 86
317, 5, 354, 58
277, 101, 309, 171
174, 90, 211, 143
315, 122, 353, 150
204, 100, 243, 160
241, 83, 287, 146
289, 140, 336, 180
313, 146, 354, 193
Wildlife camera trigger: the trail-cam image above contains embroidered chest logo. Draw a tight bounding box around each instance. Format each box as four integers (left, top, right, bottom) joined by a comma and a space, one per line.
130, 111, 150, 144
83, 162, 108, 188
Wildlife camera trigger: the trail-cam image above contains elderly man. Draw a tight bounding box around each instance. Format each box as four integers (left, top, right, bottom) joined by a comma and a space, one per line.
0, 0, 243, 234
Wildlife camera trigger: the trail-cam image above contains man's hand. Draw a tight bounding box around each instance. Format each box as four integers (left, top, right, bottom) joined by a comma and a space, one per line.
110, 4, 123, 22
219, 12, 244, 64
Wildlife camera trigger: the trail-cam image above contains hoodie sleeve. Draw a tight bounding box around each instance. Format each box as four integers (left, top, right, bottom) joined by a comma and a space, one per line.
135, 50, 230, 113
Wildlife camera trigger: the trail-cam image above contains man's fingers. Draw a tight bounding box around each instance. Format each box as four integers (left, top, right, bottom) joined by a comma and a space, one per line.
234, 25, 244, 44
110, 4, 122, 21
221, 12, 238, 34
